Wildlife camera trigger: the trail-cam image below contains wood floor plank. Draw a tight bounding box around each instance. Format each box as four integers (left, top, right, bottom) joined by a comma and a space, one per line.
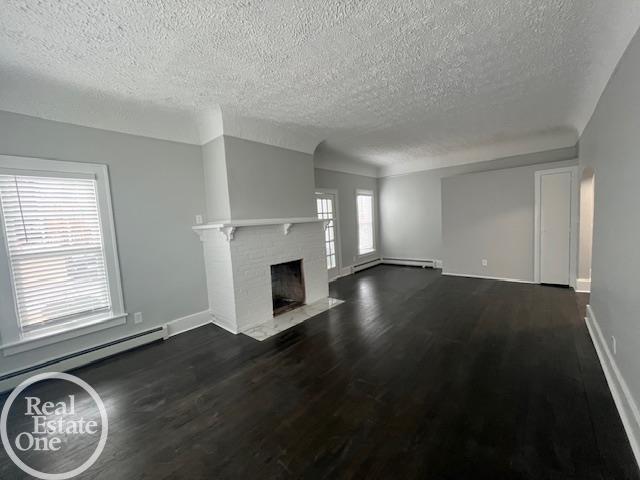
0, 265, 637, 479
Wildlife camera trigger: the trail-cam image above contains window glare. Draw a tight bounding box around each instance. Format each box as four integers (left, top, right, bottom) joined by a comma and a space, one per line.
357, 194, 374, 255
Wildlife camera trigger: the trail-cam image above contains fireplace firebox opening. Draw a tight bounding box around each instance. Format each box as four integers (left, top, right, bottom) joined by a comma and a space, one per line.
271, 259, 305, 316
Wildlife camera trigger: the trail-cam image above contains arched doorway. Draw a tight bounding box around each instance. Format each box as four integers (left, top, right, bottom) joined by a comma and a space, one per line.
578, 167, 595, 292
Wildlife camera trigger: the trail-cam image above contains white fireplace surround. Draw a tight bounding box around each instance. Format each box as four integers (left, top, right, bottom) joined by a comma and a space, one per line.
193, 217, 329, 334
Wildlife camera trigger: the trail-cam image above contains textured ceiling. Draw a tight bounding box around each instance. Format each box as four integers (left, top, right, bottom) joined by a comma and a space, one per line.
1, 0, 639, 174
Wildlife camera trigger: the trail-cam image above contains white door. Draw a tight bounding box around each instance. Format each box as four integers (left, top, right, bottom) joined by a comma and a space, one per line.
539, 171, 572, 285
316, 192, 340, 280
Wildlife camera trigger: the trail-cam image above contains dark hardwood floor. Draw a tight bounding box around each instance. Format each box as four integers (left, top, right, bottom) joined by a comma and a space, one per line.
1, 265, 637, 479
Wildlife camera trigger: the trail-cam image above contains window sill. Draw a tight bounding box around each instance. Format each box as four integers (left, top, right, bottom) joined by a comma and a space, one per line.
1, 313, 128, 356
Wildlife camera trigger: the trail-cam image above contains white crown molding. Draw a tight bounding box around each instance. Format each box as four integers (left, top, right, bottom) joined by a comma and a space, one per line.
379, 129, 579, 177
314, 155, 379, 178
196, 107, 225, 145
0, 68, 203, 145
1, 70, 322, 152
314, 141, 380, 177
197, 108, 323, 153
221, 112, 322, 154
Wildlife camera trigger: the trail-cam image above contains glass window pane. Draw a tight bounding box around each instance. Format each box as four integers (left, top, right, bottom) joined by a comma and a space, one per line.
357, 194, 375, 254
0, 175, 111, 330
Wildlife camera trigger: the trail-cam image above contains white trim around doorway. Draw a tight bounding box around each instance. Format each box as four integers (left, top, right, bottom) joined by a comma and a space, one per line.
315, 188, 343, 282
534, 166, 579, 288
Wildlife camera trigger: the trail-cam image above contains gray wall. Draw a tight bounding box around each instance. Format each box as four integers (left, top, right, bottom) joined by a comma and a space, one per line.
314, 168, 380, 268
579, 27, 640, 431
202, 136, 230, 221
379, 147, 578, 262
0, 110, 208, 375
224, 136, 316, 220
441, 160, 577, 281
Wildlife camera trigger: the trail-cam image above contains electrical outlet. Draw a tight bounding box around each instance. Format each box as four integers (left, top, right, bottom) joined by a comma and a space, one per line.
134, 312, 143, 324
482, 259, 488, 267
195, 214, 204, 225
611, 336, 617, 355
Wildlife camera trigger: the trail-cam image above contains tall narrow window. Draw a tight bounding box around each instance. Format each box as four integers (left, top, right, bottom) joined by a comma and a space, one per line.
357, 190, 375, 255
0, 156, 124, 346
316, 192, 338, 274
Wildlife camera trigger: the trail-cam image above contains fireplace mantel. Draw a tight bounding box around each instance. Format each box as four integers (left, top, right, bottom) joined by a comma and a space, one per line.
193, 217, 325, 242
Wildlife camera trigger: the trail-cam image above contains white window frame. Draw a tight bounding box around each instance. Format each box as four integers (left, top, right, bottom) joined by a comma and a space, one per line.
315, 188, 342, 279
0, 155, 126, 356
356, 189, 377, 258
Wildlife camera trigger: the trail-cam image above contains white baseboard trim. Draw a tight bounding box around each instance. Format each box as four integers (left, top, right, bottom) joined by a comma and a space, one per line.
238, 317, 271, 334
442, 272, 534, 284
585, 305, 640, 468
329, 266, 353, 282
0, 326, 167, 393
212, 317, 239, 335
576, 278, 592, 293
339, 266, 353, 277
165, 310, 212, 338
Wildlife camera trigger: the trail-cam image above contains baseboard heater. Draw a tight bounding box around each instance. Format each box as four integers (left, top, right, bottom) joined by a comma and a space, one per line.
352, 258, 382, 273
382, 257, 440, 268
0, 326, 167, 393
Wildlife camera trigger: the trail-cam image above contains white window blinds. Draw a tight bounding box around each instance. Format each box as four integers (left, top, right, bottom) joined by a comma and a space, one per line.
0, 174, 112, 331
357, 193, 374, 255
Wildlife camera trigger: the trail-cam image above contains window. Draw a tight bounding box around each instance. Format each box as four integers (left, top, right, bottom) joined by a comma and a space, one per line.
316, 192, 338, 271
0, 156, 125, 349
356, 190, 375, 256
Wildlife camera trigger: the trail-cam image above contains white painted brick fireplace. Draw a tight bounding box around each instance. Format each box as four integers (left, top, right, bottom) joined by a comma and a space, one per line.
194, 218, 329, 334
